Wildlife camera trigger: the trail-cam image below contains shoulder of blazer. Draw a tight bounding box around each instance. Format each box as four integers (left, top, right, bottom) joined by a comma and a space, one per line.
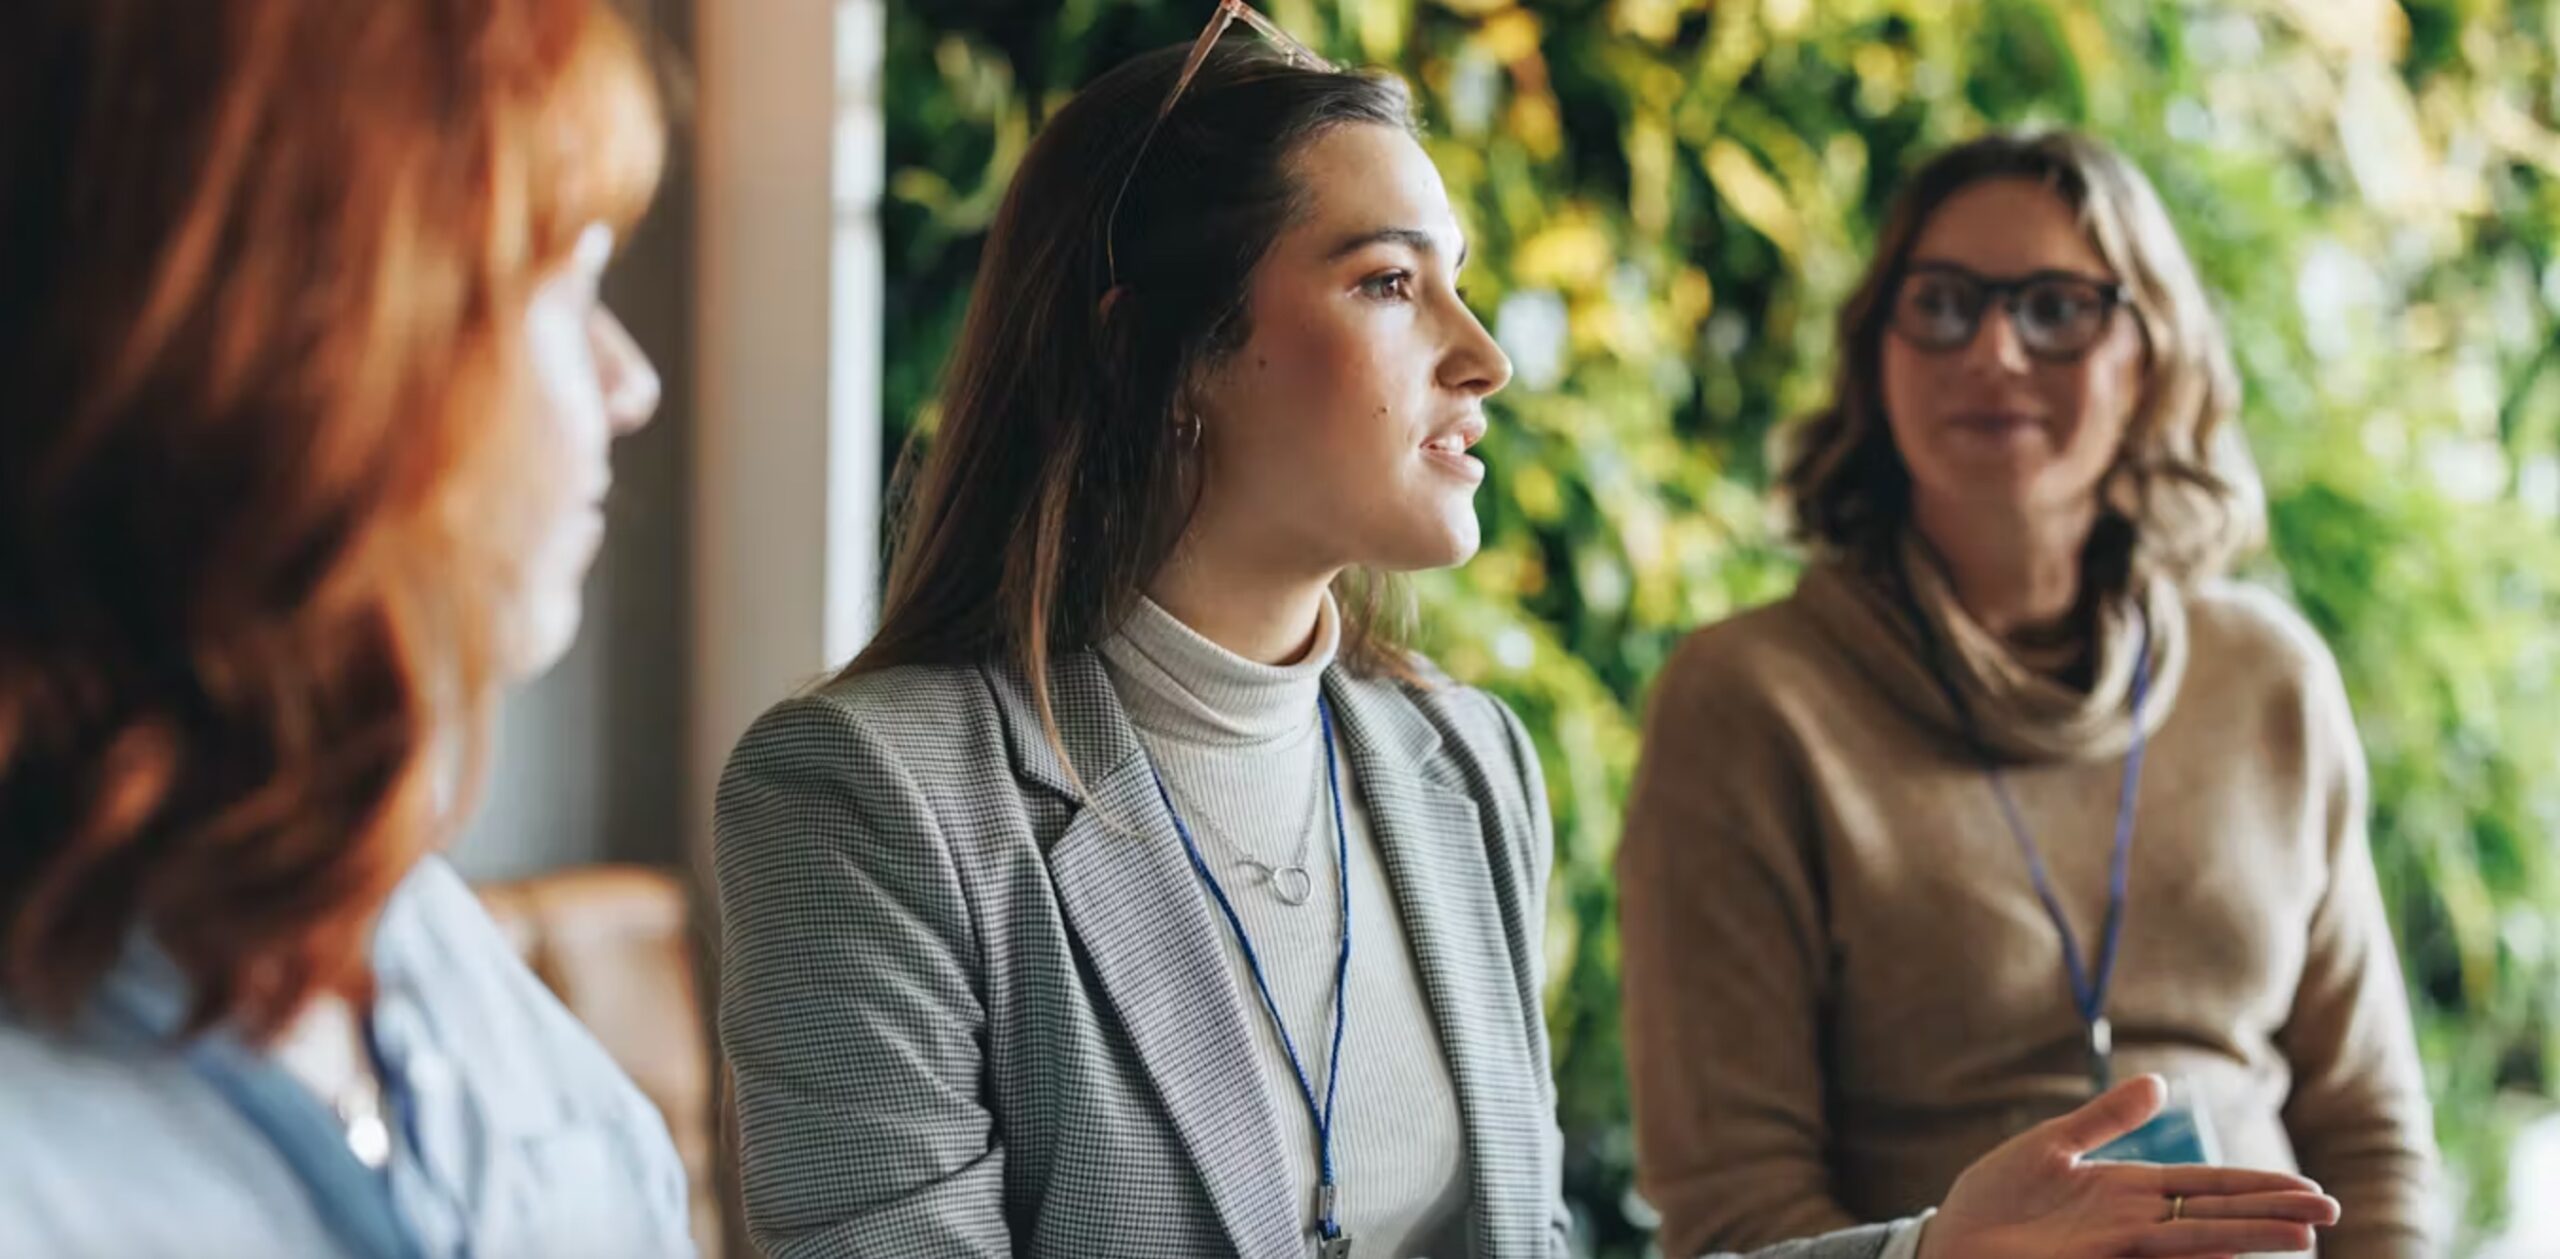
725, 660, 1018, 806
797, 658, 1006, 731
1332, 657, 1539, 847
1391, 658, 1529, 789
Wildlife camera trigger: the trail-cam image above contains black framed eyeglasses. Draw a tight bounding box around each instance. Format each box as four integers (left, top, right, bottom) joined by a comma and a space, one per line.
1889, 263, 2132, 362
1102, 0, 1330, 291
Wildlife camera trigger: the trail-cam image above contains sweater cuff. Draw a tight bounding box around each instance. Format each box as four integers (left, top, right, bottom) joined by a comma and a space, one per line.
1877, 1210, 1935, 1259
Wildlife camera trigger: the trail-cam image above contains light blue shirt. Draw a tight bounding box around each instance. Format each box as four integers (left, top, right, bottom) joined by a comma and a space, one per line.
0, 857, 695, 1259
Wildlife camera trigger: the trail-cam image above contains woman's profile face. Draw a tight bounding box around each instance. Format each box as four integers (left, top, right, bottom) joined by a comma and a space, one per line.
1182, 121, 1512, 578
1879, 178, 2148, 524
506, 222, 660, 676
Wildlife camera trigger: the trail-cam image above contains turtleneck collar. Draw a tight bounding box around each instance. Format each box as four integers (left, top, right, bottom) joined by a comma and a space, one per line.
1795, 529, 2188, 763
1098, 590, 1339, 748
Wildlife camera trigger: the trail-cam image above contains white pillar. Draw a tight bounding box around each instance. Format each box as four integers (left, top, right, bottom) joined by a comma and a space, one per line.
689, 0, 884, 869
828, 0, 886, 666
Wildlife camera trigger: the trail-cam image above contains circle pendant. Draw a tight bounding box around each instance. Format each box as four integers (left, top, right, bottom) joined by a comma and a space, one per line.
1269, 864, 1314, 907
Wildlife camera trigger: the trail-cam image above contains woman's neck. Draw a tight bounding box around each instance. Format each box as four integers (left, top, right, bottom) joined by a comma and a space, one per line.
1146, 541, 1335, 667
1911, 492, 2095, 642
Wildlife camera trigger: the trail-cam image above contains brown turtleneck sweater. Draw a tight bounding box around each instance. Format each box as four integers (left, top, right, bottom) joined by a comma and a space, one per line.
1618, 542, 2441, 1259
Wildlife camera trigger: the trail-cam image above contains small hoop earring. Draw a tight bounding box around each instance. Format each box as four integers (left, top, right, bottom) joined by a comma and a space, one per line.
1177, 411, 1203, 448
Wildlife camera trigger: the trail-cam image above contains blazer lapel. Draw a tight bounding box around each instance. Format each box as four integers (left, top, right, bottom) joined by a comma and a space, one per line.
1324, 672, 1552, 1258
987, 656, 1304, 1259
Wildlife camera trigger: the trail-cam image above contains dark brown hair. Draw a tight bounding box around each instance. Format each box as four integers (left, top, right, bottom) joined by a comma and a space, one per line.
0, 0, 663, 1041
845, 39, 1419, 772
1781, 130, 2264, 594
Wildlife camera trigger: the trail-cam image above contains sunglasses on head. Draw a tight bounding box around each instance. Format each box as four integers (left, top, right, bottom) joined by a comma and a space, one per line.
1888, 263, 2131, 362
1103, 0, 1332, 291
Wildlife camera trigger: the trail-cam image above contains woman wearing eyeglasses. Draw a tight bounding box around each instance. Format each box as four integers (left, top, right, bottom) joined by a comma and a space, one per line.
715, 18, 2342, 1258
1619, 131, 2440, 1259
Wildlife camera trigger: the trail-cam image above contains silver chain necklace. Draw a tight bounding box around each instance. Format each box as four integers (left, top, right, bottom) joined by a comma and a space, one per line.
1149, 736, 1328, 908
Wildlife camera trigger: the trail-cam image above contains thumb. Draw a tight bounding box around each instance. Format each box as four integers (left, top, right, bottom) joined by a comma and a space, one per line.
2043, 1074, 2166, 1155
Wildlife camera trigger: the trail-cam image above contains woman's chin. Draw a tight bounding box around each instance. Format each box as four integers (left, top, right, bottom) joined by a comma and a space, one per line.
499, 594, 586, 682
1369, 515, 1482, 574
499, 522, 606, 679
1917, 460, 2072, 518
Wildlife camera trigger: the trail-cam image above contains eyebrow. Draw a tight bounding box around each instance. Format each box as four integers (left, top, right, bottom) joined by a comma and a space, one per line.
1326, 226, 1469, 270
1906, 258, 2120, 287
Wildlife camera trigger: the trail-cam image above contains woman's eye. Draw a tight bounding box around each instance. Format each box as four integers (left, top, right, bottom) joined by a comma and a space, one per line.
1912, 280, 1967, 318
1360, 270, 1415, 301
2023, 288, 2091, 326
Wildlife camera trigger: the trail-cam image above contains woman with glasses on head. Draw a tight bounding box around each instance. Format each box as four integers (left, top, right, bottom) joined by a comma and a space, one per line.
716, 15, 2340, 1258
1620, 131, 2440, 1259
0, 0, 692, 1255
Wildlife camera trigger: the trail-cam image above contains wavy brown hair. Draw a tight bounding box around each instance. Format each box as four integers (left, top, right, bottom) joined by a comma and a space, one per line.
0, 0, 663, 1042
1781, 130, 2264, 594
846, 40, 1421, 779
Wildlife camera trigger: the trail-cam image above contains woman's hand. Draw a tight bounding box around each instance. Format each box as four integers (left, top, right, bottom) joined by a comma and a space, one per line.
1916, 1076, 2341, 1259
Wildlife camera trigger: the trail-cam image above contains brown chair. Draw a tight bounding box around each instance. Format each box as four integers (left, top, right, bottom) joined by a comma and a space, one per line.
475, 866, 724, 1258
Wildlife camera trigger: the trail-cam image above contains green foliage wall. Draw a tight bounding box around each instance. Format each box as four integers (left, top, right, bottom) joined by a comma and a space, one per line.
884, 1, 2560, 1251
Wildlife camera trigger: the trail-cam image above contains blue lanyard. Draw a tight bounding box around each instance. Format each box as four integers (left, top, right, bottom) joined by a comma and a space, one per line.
1987, 614, 2150, 1089
97, 985, 430, 1259
1899, 574, 2153, 1092
1148, 696, 1354, 1245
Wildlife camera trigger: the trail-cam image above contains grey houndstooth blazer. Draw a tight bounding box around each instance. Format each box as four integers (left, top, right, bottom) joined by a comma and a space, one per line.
714, 650, 1903, 1259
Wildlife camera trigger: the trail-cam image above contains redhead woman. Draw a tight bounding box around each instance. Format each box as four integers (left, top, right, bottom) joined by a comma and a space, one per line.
0, 2, 691, 1255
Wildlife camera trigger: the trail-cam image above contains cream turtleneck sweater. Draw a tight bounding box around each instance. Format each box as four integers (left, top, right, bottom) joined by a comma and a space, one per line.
1100, 593, 1471, 1258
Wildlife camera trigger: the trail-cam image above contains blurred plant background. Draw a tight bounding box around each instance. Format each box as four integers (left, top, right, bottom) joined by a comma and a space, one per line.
883, 0, 2560, 1252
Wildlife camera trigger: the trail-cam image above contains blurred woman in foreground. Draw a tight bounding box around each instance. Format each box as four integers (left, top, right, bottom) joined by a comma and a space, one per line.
0, 1, 692, 1254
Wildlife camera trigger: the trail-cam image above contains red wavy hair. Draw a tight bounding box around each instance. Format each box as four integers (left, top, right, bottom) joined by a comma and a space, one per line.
0, 0, 664, 1042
